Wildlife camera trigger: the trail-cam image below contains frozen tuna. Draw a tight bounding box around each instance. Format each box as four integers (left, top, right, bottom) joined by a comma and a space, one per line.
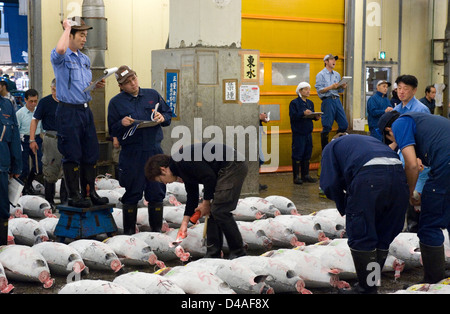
103, 235, 165, 268
167, 224, 207, 258
236, 221, 272, 251
9, 204, 27, 218
0, 262, 14, 293
235, 255, 310, 294
263, 248, 349, 289
33, 242, 86, 276
240, 197, 280, 218
252, 218, 304, 248
113, 272, 185, 294
159, 266, 235, 294
185, 258, 274, 294
8, 218, 49, 246
95, 176, 121, 190
38, 217, 59, 241
389, 232, 422, 269
0, 245, 54, 288
17, 195, 56, 218
274, 214, 328, 244
133, 232, 190, 262
232, 200, 265, 221
59, 280, 130, 294
69, 239, 123, 273
264, 196, 299, 215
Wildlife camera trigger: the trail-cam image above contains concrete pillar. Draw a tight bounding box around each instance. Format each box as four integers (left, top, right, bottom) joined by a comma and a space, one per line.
152, 0, 260, 196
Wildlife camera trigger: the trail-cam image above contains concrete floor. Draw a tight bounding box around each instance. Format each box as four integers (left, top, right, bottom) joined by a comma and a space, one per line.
258, 170, 334, 215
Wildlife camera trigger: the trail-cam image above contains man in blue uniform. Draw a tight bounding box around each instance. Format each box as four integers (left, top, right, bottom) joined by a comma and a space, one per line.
378, 111, 450, 284
108, 66, 172, 234
51, 17, 108, 208
320, 134, 409, 293
0, 96, 22, 245
315, 54, 349, 150
367, 80, 393, 141
289, 82, 320, 184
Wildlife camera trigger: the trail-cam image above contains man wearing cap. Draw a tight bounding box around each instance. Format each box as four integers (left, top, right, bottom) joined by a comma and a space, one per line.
315, 54, 349, 151
51, 17, 108, 208
367, 80, 394, 141
378, 111, 450, 284
108, 66, 172, 234
289, 82, 320, 184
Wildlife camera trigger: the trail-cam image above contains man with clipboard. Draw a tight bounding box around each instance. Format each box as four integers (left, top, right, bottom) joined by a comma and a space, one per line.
315, 54, 350, 151
108, 66, 172, 235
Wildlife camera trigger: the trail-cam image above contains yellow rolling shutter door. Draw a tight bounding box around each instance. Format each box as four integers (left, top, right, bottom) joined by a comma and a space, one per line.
242, 0, 346, 171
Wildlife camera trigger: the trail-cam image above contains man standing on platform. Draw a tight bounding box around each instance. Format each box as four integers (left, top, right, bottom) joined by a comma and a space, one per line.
51, 17, 108, 208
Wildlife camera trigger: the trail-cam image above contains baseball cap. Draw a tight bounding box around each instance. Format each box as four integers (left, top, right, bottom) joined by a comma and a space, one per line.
377, 111, 400, 143
67, 16, 93, 31
324, 54, 339, 62
377, 80, 392, 87
296, 82, 311, 95
115, 66, 137, 84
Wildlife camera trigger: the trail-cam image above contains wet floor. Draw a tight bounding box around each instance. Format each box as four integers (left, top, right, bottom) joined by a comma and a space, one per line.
10, 171, 424, 294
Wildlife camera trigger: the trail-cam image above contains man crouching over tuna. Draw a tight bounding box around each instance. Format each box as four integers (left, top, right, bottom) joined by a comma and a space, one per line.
145, 143, 248, 260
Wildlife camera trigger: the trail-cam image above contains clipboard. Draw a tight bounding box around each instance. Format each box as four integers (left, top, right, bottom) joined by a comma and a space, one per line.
134, 120, 159, 129
338, 76, 352, 88
305, 112, 323, 119
8, 177, 24, 206
83, 67, 119, 93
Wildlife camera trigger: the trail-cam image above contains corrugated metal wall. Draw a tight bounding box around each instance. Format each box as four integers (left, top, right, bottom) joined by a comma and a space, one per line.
242, 0, 346, 171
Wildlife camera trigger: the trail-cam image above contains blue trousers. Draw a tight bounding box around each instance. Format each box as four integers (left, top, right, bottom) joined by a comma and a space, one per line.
0, 172, 9, 219
119, 144, 166, 205
418, 167, 450, 247
321, 97, 349, 134
56, 104, 99, 165
345, 165, 409, 251
292, 133, 313, 161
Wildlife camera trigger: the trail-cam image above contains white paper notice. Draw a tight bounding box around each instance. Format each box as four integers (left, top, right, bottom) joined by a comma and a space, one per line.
239, 85, 260, 104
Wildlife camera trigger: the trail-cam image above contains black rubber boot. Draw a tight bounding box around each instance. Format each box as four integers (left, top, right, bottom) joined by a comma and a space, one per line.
0, 218, 8, 246
219, 219, 246, 260
321, 132, 330, 151
340, 249, 378, 294
44, 180, 56, 210
59, 177, 68, 205
376, 249, 389, 273
148, 202, 164, 232
420, 242, 446, 284
204, 216, 223, 258
63, 163, 91, 208
301, 161, 317, 183
292, 160, 303, 185
81, 164, 108, 206
122, 204, 138, 235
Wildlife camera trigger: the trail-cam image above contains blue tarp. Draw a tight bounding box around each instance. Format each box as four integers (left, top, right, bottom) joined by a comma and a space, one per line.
3, 2, 28, 64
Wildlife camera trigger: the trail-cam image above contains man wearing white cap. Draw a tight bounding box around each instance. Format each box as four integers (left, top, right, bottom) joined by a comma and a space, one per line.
289, 82, 320, 184
315, 54, 349, 150
367, 80, 394, 141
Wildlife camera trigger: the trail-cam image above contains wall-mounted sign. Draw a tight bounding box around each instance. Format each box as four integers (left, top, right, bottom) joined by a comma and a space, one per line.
241, 51, 260, 83
165, 69, 180, 120
223, 79, 238, 103
240, 85, 260, 104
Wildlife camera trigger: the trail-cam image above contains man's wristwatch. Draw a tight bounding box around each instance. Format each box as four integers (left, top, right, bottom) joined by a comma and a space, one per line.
29, 140, 37, 143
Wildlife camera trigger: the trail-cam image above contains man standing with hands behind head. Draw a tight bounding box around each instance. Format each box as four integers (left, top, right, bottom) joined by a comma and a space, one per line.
108, 66, 172, 234
51, 17, 108, 208
315, 54, 349, 151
